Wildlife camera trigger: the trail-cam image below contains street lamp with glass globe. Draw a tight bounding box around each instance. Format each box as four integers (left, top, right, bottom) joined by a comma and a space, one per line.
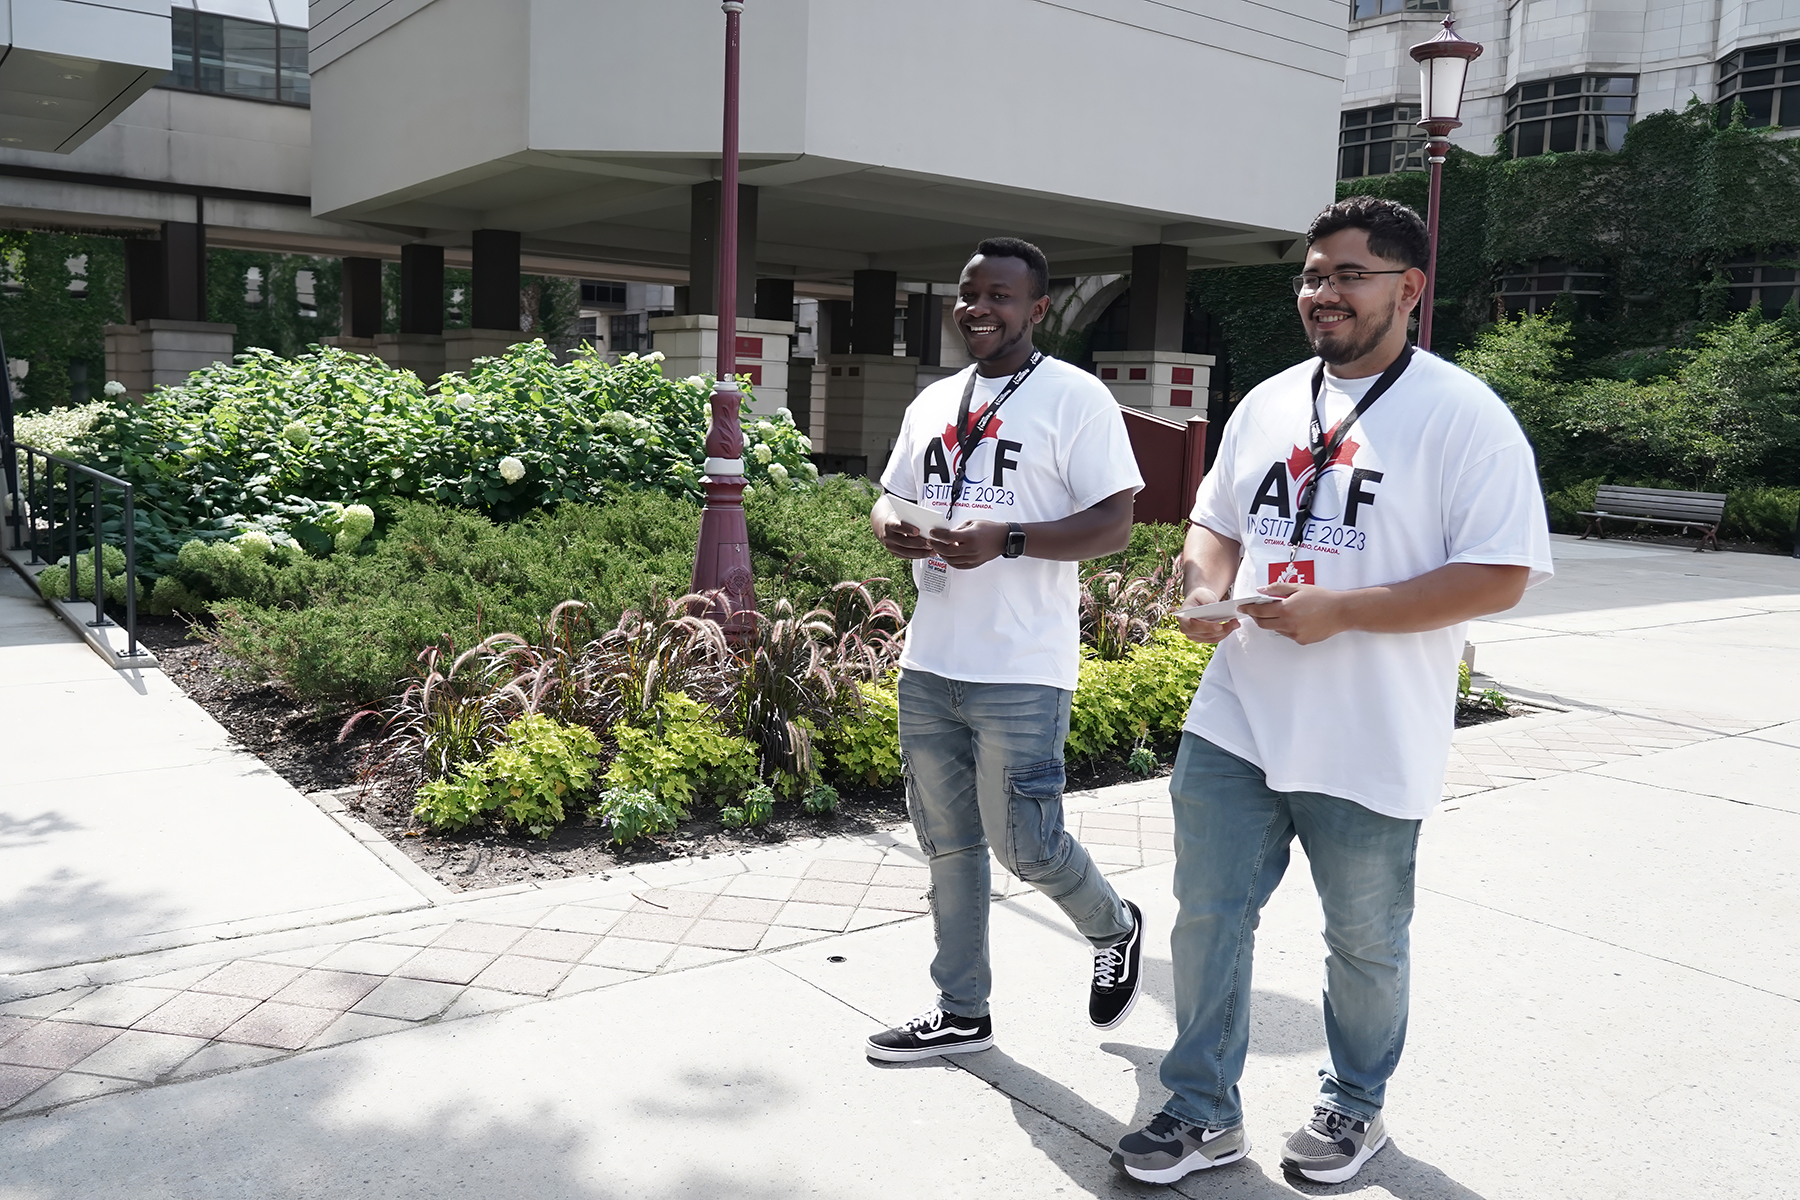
1408, 17, 1484, 352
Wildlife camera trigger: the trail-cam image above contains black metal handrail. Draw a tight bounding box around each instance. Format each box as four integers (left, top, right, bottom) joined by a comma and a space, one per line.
2, 437, 143, 662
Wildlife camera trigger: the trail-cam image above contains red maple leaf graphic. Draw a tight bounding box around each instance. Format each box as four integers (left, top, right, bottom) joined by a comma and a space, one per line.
1287, 433, 1361, 483
941, 404, 1005, 461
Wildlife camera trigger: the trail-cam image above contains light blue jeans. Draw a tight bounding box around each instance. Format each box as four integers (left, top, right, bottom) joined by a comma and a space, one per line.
898, 669, 1134, 1019
1161, 734, 1421, 1128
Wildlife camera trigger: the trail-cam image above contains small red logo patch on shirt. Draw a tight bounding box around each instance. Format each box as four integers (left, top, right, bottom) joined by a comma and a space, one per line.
1269, 560, 1315, 585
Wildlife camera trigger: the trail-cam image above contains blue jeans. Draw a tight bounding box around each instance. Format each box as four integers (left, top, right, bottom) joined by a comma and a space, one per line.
898, 669, 1134, 1019
1161, 734, 1421, 1128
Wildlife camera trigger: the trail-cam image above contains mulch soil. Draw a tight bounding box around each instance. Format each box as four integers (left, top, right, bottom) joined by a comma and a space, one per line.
138, 615, 1528, 894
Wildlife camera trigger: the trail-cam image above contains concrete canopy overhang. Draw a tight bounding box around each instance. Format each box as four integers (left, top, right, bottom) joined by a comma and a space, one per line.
0, 0, 171, 155
310, 0, 1346, 282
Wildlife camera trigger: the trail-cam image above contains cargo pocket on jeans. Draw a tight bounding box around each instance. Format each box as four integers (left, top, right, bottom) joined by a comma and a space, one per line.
1004, 759, 1067, 871
902, 751, 936, 856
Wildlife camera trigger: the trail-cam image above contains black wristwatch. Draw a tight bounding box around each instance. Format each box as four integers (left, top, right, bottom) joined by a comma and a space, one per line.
1002, 522, 1027, 559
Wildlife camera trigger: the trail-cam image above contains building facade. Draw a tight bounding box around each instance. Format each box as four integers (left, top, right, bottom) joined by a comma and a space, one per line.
1340, 0, 1800, 182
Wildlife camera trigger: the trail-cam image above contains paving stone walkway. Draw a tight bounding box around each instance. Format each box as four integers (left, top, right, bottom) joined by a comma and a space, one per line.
0, 694, 1769, 1124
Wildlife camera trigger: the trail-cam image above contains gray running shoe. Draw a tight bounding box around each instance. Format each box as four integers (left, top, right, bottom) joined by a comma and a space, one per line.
1280, 1106, 1388, 1183
1111, 1112, 1248, 1184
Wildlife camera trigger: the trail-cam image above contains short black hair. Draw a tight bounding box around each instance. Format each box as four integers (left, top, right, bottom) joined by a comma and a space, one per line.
1306, 196, 1429, 271
972, 237, 1050, 299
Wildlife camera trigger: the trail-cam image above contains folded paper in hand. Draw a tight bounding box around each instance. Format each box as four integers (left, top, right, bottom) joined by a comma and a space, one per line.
882, 494, 953, 534
1173, 596, 1279, 622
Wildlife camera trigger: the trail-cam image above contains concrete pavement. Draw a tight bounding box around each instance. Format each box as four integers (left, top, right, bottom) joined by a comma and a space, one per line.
1, 534, 1797, 1199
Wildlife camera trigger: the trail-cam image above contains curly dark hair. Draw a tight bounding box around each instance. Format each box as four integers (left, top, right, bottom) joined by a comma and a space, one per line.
972, 236, 1050, 299
1306, 196, 1430, 270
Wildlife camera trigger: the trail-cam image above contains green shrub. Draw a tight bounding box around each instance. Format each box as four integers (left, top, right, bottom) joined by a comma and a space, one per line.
827, 679, 901, 787
1067, 628, 1213, 760
591, 786, 684, 846
148, 575, 205, 617
1723, 486, 1799, 550
77, 341, 817, 563
802, 781, 840, 814
602, 692, 758, 812
412, 713, 602, 838
719, 782, 775, 829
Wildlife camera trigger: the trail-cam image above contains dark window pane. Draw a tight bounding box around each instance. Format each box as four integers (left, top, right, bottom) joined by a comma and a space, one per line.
1763, 287, 1796, 316
1742, 89, 1775, 126
196, 12, 225, 93
222, 18, 278, 100
1603, 114, 1630, 150
1781, 86, 1800, 126
1344, 110, 1368, 126
1369, 140, 1392, 173
1372, 106, 1394, 122
1352, 0, 1379, 18
1340, 146, 1366, 178
170, 9, 196, 90
1763, 267, 1796, 283
1552, 96, 1580, 113
1746, 47, 1779, 66
1522, 101, 1548, 118
1597, 96, 1633, 112
1341, 127, 1366, 145
1523, 82, 1549, 100
1548, 115, 1579, 152
1720, 54, 1738, 77
1603, 76, 1636, 92
1745, 68, 1778, 87
278, 29, 309, 104
1553, 78, 1582, 95
1369, 124, 1393, 140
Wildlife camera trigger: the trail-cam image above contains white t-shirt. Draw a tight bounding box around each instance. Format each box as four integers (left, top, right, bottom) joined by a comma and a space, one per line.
880, 356, 1144, 691
1185, 349, 1553, 820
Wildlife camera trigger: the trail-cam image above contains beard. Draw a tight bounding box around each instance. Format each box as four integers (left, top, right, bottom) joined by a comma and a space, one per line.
1308, 303, 1396, 366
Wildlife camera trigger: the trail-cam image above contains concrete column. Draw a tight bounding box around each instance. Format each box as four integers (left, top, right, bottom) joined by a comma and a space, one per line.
340, 257, 383, 339
822, 300, 852, 356
1127, 243, 1188, 353
399, 244, 445, 335
754, 277, 794, 323
104, 320, 236, 397
850, 269, 896, 356
688, 182, 757, 318
648, 315, 795, 417
470, 229, 521, 332
905, 293, 942, 365
122, 224, 206, 323
822, 353, 919, 477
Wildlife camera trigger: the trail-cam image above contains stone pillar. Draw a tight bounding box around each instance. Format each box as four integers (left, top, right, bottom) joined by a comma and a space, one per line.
905, 293, 942, 365
470, 229, 521, 333
689, 182, 757, 318
339, 256, 383, 340
648, 315, 796, 417
104, 320, 237, 398
850, 269, 897, 355
1095, 243, 1208, 421
122, 222, 207, 323
1127, 243, 1188, 353
378, 244, 447, 383
823, 353, 918, 477
754, 277, 793, 323
822, 300, 851, 355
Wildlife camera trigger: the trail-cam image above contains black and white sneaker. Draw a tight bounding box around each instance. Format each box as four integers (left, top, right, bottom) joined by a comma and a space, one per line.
865, 1006, 993, 1062
1112, 1112, 1248, 1183
1089, 898, 1144, 1029
1280, 1106, 1388, 1183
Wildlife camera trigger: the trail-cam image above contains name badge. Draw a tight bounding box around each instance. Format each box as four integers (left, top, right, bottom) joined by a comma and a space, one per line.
920, 556, 950, 595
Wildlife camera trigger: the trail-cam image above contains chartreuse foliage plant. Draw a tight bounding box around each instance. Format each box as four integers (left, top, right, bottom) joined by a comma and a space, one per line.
412, 713, 603, 839
1067, 629, 1215, 761
602, 693, 759, 815
826, 679, 901, 788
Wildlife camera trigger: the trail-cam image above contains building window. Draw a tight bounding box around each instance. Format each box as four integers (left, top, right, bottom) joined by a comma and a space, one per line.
581, 281, 627, 307
1725, 251, 1798, 316
610, 313, 648, 354
1350, 0, 1448, 20
1506, 75, 1635, 157
1717, 41, 1800, 129
164, 9, 310, 105
1339, 106, 1426, 179
1495, 260, 1608, 316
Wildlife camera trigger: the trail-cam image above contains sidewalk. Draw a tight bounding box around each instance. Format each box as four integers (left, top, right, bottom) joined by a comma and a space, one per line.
1, 535, 1796, 1199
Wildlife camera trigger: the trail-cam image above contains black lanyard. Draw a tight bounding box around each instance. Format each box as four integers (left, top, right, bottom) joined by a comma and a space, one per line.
1286, 344, 1414, 557
945, 350, 1042, 520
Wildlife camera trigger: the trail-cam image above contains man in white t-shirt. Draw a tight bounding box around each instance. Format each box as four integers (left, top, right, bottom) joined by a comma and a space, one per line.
862, 238, 1148, 1063
1113, 198, 1553, 1187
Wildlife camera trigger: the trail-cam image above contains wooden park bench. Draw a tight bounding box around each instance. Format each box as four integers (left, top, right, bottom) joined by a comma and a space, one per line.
1578, 484, 1728, 552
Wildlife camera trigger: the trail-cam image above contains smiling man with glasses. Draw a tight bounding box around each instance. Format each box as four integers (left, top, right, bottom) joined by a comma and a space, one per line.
1112, 197, 1553, 1186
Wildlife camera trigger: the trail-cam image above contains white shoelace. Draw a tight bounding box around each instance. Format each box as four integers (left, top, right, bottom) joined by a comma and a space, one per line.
900, 1007, 948, 1033
1093, 946, 1125, 989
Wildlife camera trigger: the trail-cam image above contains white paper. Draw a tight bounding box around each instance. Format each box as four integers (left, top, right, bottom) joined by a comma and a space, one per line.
1172, 596, 1280, 622
882, 493, 954, 534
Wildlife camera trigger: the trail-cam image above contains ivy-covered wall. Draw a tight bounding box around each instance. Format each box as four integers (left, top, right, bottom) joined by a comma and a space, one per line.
208, 248, 342, 357
1186, 101, 1800, 396
0, 230, 127, 408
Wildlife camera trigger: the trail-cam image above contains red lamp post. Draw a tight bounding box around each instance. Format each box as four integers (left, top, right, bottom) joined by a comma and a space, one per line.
690, 0, 757, 637
1409, 17, 1483, 352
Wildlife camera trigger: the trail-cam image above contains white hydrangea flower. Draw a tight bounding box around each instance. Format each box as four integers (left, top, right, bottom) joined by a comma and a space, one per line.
102, 380, 126, 398
499, 456, 526, 484
281, 420, 311, 447
740, 483, 755, 500
234, 530, 275, 559
755, 419, 775, 435
803, 461, 820, 481
685, 375, 708, 388
775, 407, 793, 422
645, 350, 665, 363
752, 443, 773, 465
767, 462, 790, 488
454, 392, 475, 410
798, 435, 813, 452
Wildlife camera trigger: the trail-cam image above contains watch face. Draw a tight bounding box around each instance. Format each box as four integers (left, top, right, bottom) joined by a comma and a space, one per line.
1004, 526, 1026, 558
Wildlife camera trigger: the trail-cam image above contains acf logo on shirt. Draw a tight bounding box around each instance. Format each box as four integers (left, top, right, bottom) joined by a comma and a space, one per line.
919, 400, 1025, 501
1243, 427, 1385, 556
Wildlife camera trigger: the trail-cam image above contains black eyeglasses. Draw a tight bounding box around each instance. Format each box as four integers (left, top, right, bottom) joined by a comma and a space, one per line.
1292, 270, 1409, 296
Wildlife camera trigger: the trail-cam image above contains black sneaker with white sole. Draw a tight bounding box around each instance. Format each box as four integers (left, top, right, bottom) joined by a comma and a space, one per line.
1112, 1112, 1248, 1183
1089, 898, 1144, 1029
865, 1007, 993, 1062
1280, 1106, 1388, 1183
